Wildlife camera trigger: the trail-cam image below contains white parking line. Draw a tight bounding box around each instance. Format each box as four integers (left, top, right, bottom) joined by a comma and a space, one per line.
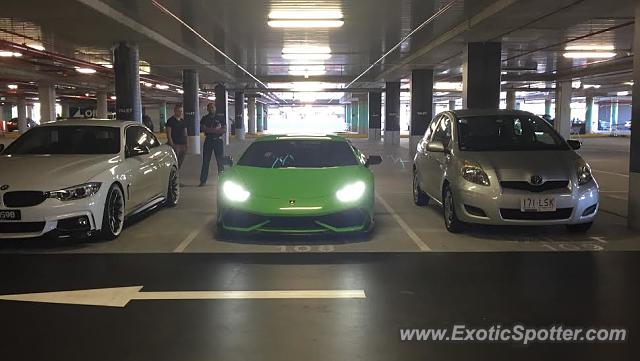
376, 194, 431, 251
173, 216, 216, 253
592, 169, 629, 178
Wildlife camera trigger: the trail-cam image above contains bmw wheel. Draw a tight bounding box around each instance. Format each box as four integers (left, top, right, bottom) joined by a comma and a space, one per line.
443, 185, 465, 233
99, 184, 125, 240
412, 168, 429, 206
165, 167, 180, 207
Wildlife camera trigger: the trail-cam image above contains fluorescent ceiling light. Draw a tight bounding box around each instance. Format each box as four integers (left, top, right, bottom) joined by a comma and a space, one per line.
269, 9, 343, 20
75, 67, 97, 74
617, 91, 630, 96
142, 81, 154, 88
283, 53, 332, 61
101, 64, 113, 69
207, 96, 216, 101
289, 65, 326, 76
0, 51, 22, 57
283, 46, 331, 54
625, 82, 634, 86
155, 84, 169, 90
110, 96, 117, 100
268, 20, 343, 28
7, 84, 18, 90
177, 89, 184, 94
26, 43, 45, 51
434, 82, 463, 91
565, 45, 614, 51
583, 84, 601, 89
563, 52, 616, 59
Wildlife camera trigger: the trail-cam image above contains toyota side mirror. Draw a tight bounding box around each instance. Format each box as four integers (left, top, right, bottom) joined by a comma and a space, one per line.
222, 155, 234, 167
427, 141, 446, 153
365, 155, 382, 167
567, 139, 581, 150
126, 145, 150, 158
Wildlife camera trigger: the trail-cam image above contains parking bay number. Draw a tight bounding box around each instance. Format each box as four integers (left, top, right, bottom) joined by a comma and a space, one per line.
521, 196, 556, 212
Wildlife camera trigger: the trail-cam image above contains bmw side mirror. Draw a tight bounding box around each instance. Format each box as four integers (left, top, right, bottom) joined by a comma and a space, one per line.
126, 145, 150, 158
567, 139, 581, 150
365, 155, 383, 167
427, 141, 446, 153
222, 155, 234, 167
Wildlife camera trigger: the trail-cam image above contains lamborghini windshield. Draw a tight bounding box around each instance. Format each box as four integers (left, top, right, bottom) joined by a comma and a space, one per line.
238, 139, 359, 168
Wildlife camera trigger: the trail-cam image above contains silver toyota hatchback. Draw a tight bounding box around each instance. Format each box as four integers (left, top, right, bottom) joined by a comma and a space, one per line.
412, 110, 599, 233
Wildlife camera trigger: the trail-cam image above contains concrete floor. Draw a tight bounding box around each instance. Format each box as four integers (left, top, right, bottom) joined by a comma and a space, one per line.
1, 135, 637, 253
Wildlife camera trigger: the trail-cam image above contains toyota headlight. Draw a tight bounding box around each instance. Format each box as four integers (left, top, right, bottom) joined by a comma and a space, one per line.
461, 161, 490, 186
336, 181, 366, 203
577, 164, 593, 186
223, 181, 250, 202
48, 182, 101, 201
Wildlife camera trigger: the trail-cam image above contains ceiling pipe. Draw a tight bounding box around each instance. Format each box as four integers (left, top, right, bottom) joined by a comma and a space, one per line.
344, 0, 457, 90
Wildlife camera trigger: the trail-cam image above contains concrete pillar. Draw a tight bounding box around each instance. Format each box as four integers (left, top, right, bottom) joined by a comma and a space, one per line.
345, 104, 352, 131
410, 69, 434, 157
263, 104, 268, 131
38, 83, 56, 122
554, 80, 572, 139
585, 96, 594, 134
462, 42, 502, 109
234, 91, 245, 141
506, 90, 516, 110
17, 96, 28, 133
356, 95, 369, 134
384, 81, 401, 146
247, 96, 256, 134
182, 69, 201, 154
448, 99, 456, 110
611, 101, 619, 129
214, 84, 229, 145
628, 0, 640, 230
96, 90, 108, 119
159, 101, 167, 131
113, 42, 142, 122
368, 92, 382, 141
26, 104, 34, 121
1, 103, 12, 122
61, 102, 70, 119
544, 98, 552, 116
351, 100, 359, 133
257, 103, 264, 133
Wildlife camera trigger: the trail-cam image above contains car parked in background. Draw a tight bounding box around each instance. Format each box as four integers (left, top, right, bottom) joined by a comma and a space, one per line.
1, 118, 36, 132
217, 134, 382, 235
413, 110, 599, 233
0, 120, 179, 240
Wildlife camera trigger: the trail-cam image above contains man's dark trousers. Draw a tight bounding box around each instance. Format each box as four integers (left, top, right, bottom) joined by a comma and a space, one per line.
200, 137, 224, 184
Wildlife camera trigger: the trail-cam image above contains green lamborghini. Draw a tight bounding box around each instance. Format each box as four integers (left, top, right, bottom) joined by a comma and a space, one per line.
217, 135, 382, 234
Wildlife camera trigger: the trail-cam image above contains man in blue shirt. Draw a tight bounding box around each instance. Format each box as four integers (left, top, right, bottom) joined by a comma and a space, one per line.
199, 103, 226, 186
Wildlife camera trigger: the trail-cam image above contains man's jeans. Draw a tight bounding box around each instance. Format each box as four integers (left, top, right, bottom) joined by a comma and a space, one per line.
200, 137, 224, 184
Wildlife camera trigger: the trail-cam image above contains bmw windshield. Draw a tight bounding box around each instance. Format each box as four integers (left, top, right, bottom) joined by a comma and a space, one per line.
457, 115, 569, 151
238, 140, 359, 168
3, 126, 121, 155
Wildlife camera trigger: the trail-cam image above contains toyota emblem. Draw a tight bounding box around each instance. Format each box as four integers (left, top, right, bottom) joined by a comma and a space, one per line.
530, 176, 543, 185
289, 199, 296, 206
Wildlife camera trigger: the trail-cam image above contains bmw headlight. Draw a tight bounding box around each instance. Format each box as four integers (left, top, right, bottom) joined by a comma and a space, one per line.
577, 164, 593, 186
461, 161, 490, 186
48, 182, 101, 201
223, 181, 250, 202
336, 181, 366, 203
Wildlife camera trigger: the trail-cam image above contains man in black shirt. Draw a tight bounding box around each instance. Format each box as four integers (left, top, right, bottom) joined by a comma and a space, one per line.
199, 102, 226, 186
165, 104, 188, 168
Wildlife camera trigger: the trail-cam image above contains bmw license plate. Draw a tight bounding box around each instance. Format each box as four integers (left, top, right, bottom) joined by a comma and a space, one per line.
521, 197, 556, 212
0, 210, 21, 220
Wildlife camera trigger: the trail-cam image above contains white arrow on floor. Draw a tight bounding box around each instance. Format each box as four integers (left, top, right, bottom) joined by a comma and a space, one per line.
0, 286, 366, 307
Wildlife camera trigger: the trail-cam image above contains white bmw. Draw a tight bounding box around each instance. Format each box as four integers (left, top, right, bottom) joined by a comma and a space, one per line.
0, 120, 179, 240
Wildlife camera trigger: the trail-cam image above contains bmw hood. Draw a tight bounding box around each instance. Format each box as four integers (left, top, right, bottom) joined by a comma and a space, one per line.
226, 165, 371, 199
464, 150, 582, 181
0, 154, 120, 190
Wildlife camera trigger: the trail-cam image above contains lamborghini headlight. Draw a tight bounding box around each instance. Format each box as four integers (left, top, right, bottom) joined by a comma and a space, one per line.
223, 181, 250, 202
577, 164, 593, 186
336, 181, 366, 203
461, 161, 490, 186
48, 182, 101, 201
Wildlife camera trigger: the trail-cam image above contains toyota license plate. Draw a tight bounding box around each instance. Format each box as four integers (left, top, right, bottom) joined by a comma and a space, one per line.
521, 197, 556, 212
0, 210, 21, 220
